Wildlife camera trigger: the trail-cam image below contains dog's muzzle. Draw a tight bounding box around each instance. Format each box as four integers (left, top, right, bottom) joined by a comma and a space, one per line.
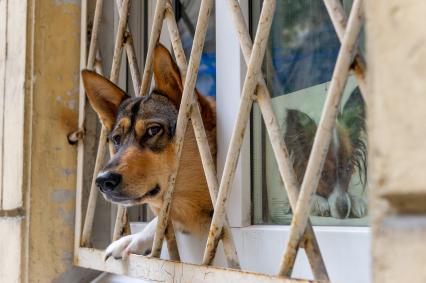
96, 172, 122, 194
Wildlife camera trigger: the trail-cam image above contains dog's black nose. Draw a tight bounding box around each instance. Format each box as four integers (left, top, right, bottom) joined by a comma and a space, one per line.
96, 172, 122, 193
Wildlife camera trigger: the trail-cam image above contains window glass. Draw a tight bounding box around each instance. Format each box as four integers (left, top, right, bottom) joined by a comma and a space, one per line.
175, 0, 216, 97
251, 0, 368, 226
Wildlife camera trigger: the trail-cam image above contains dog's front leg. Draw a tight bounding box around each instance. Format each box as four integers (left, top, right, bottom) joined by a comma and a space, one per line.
105, 216, 157, 260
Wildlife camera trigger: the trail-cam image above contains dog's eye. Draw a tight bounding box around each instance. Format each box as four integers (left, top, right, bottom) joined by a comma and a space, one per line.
112, 135, 121, 146
146, 126, 162, 138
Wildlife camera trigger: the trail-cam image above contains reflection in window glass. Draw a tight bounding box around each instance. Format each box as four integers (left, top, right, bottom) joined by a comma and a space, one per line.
175, 0, 216, 97
251, 0, 368, 226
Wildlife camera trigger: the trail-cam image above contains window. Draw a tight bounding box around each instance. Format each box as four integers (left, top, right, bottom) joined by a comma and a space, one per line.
216, 1, 370, 282
76, 1, 370, 282
175, 0, 216, 97
251, 0, 368, 226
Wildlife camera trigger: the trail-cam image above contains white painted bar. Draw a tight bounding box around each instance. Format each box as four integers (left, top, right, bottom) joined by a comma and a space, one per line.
77, 247, 311, 283
279, 0, 364, 276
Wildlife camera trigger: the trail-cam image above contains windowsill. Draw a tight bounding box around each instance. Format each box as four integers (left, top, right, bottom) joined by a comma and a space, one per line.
129, 221, 370, 283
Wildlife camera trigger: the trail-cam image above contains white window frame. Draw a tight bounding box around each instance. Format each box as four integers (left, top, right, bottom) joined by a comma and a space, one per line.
214, 1, 371, 283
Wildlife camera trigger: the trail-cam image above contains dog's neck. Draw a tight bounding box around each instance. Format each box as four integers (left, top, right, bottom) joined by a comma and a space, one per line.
149, 123, 215, 236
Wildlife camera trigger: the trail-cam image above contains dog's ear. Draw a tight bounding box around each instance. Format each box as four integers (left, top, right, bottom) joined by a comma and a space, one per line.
81, 70, 128, 131
284, 109, 317, 171
340, 87, 367, 188
153, 43, 183, 108
341, 87, 365, 141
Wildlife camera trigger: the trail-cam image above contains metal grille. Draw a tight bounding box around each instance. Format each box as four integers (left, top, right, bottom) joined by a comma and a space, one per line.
74, 0, 366, 281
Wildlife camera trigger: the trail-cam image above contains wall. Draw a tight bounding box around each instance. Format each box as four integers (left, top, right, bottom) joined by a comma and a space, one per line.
0, 0, 99, 282
366, 0, 426, 282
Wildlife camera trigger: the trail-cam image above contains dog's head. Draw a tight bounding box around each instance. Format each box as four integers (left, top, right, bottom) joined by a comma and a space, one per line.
81, 45, 188, 207
285, 87, 367, 219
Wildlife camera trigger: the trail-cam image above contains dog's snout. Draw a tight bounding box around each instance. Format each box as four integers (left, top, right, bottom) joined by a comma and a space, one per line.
96, 172, 122, 193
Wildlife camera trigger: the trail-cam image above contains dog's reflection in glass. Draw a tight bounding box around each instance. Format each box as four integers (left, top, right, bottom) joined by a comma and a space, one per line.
284, 87, 367, 219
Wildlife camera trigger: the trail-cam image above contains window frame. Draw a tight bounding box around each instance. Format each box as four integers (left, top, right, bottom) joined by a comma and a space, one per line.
214, 1, 371, 282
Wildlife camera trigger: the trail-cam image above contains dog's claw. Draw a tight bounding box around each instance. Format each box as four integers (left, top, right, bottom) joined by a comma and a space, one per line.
104, 252, 112, 262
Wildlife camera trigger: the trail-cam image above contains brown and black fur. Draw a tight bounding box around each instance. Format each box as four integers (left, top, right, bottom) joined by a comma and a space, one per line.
284, 87, 367, 219
81, 44, 215, 235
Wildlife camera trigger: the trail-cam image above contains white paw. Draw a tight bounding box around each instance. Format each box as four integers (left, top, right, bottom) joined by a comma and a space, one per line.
104, 234, 133, 260
105, 217, 158, 261
310, 194, 330, 217
104, 232, 154, 261
350, 194, 368, 218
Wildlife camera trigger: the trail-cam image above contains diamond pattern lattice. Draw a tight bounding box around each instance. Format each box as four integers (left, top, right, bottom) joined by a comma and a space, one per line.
74, 0, 366, 281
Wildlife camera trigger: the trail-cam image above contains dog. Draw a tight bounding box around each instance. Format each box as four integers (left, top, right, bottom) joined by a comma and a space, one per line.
284, 87, 368, 219
81, 44, 216, 259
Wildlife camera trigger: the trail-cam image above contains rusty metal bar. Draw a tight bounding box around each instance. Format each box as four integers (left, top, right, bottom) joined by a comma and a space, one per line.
203, 0, 276, 264
115, 0, 141, 95
139, 0, 168, 97
80, 0, 107, 247
110, 0, 131, 236
81, 127, 108, 246
150, 0, 214, 258
110, 0, 131, 84
81, 0, 131, 246
124, 33, 141, 95
87, 0, 104, 70
78, 247, 317, 283
164, 220, 180, 261
75, 0, 89, 255
323, 0, 367, 97
278, 0, 364, 276
164, 4, 240, 268
225, 0, 328, 279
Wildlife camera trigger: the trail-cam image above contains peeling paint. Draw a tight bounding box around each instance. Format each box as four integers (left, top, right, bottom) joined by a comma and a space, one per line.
55, 0, 80, 5
67, 99, 76, 110
57, 207, 75, 228
62, 168, 76, 177
52, 189, 75, 203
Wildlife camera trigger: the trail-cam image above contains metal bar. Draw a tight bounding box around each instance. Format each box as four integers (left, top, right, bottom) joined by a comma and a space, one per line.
87, 0, 104, 70
115, 0, 141, 95
81, 54, 106, 247
80, 0, 107, 247
110, 0, 131, 84
116, 0, 180, 258
150, 0, 214, 258
113, 205, 129, 241
94, 51, 104, 76
225, 0, 328, 279
278, 0, 364, 276
124, 34, 141, 95
139, 0, 167, 97
110, 0, 132, 241
323, 0, 367, 97
164, 4, 240, 269
192, 105, 240, 269
164, 220, 180, 261
81, 127, 108, 246
203, 0, 276, 264
77, 248, 317, 283
80, 0, 131, 246
75, 0, 89, 256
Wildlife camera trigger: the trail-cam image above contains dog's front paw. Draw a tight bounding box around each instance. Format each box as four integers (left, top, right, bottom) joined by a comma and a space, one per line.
105, 232, 153, 261
105, 234, 133, 260
310, 194, 330, 217
350, 194, 368, 218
